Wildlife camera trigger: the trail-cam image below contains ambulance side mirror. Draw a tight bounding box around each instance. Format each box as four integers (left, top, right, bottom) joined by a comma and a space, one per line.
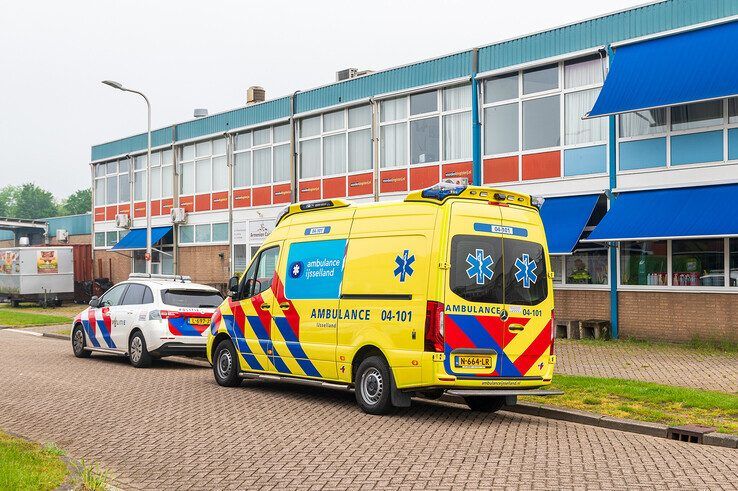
227, 276, 240, 298
89, 296, 100, 308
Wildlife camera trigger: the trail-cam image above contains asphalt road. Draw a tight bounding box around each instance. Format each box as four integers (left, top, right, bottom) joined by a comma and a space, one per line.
0, 329, 736, 490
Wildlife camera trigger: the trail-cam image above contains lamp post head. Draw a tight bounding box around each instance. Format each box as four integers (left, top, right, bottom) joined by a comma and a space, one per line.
102, 80, 124, 90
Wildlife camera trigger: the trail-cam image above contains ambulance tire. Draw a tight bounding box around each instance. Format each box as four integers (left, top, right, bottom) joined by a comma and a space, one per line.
128, 331, 152, 368
464, 396, 505, 413
355, 356, 393, 415
72, 324, 91, 358
213, 339, 241, 387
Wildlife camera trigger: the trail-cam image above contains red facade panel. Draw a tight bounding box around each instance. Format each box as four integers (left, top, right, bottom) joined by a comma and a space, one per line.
522, 151, 561, 180
442, 161, 473, 183
117, 204, 130, 217
484, 156, 519, 183
133, 202, 146, 218
380, 169, 408, 193
211, 192, 229, 210
252, 186, 272, 206
233, 189, 251, 208
105, 206, 117, 221
179, 196, 195, 213
161, 198, 174, 216
94, 207, 105, 222
273, 184, 291, 204
322, 176, 347, 199
299, 180, 321, 201
195, 194, 211, 212
348, 173, 373, 197
410, 165, 439, 190
150, 200, 161, 216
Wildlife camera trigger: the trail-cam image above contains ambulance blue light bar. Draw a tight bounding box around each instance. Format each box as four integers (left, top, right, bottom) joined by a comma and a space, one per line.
421, 183, 467, 201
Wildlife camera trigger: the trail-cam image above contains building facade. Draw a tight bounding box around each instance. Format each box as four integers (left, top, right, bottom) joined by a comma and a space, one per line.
91, 0, 738, 342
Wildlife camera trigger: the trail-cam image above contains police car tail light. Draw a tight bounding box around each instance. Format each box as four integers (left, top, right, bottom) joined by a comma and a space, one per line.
424, 301, 445, 352
149, 309, 182, 320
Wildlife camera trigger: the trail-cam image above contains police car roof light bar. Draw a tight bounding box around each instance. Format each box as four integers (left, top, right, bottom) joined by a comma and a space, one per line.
129, 273, 192, 283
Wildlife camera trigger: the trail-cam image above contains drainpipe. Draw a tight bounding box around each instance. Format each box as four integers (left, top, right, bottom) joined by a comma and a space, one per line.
290, 90, 300, 203
471, 48, 482, 186
226, 131, 234, 276
604, 44, 619, 340
370, 97, 379, 201
90, 162, 96, 278
171, 126, 179, 275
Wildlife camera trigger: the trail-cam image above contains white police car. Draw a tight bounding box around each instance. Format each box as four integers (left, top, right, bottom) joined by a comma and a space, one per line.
71, 274, 224, 367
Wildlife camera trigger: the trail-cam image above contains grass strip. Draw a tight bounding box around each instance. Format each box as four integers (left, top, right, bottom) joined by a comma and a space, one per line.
0, 310, 71, 327
0, 432, 68, 491
523, 374, 738, 435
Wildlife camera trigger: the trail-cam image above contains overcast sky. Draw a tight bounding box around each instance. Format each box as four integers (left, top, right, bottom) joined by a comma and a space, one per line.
0, 0, 647, 199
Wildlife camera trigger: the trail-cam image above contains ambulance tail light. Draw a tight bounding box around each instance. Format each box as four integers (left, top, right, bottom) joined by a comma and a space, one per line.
424, 301, 445, 352
550, 309, 555, 355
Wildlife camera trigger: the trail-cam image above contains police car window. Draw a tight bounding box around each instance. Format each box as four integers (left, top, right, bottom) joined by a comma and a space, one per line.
450, 235, 504, 304
142, 286, 154, 304
120, 283, 146, 305
162, 290, 224, 308
503, 239, 547, 306
100, 284, 127, 307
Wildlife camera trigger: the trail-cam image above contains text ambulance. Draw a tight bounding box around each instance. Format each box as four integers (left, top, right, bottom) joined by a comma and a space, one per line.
207, 184, 559, 414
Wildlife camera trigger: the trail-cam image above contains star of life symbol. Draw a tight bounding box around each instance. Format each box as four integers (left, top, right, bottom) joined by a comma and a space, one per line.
394, 250, 415, 282
466, 249, 494, 285
514, 253, 538, 288
289, 261, 303, 279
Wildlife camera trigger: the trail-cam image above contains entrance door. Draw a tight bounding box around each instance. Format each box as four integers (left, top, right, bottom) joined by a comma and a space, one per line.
443, 201, 508, 379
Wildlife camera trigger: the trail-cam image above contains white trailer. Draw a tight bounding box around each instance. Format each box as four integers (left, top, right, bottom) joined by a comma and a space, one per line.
0, 247, 74, 306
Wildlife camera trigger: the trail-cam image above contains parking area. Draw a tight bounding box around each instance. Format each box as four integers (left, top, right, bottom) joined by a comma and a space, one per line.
0, 330, 736, 490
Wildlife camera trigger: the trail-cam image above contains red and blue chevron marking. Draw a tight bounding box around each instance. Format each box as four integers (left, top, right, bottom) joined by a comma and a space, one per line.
445, 314, 520, 377
272, 276, 321, 377
168, 316, 209, 336
81, 309, 101, 348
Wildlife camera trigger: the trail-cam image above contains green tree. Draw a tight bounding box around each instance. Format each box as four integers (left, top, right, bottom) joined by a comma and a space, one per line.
61, 188, 91, 215
0, 185, 18, 217
11, 183, 58, 219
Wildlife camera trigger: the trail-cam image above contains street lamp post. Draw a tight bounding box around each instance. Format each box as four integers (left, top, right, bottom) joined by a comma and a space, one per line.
102, 80, 153, 275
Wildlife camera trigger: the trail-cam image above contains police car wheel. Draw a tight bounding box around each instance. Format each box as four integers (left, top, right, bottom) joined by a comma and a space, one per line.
355, 356, 393, 415
71, 324, 91, 358
128, 331, 152, 368
464, 396, 505, 413
213, 339, 241, 387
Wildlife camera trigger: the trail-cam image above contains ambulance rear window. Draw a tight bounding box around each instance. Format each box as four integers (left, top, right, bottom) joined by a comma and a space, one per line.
503, 239, 548, 306
161, 289, 224, 308
450, 235, 504, 304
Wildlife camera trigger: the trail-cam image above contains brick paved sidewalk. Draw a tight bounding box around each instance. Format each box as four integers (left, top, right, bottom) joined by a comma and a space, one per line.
557, 339, 738, 393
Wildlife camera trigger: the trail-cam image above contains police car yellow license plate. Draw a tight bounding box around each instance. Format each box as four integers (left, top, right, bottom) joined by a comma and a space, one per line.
188, 317, 210, 325
454, 354, 494, 369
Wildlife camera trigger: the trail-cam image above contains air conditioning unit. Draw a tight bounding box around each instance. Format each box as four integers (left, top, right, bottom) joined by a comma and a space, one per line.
171, 208, 187, 224
56, 229, 69, 243
336, 68, 358, 81
115, 214, 130, 229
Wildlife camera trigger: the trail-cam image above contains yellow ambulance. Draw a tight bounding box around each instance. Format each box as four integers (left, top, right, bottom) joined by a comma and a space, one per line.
207, 183, 559, 414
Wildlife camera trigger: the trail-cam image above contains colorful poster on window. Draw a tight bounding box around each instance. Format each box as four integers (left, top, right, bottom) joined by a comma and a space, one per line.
1, 251, 18, 274
36, 250, 58, 274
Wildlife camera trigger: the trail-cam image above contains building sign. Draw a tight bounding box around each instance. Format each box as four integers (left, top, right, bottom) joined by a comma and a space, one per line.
36, 250, 58, 274
232, 219, 275, 245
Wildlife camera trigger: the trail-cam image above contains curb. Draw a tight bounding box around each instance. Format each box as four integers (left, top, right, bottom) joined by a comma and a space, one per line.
43, 332, 69, 340
504, 402, 738, 448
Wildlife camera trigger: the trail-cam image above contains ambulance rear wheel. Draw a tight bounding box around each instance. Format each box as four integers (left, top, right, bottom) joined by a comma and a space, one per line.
465, 396, 505, 413
71, 324, 91, 358
213, 339, 241, 387
355, 356, 393, 415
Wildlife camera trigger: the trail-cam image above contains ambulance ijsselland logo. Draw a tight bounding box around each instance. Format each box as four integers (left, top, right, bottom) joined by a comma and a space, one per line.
289, 261, 304, 279
466, 249, 494, 285
514, 253, 538, 288
394, 249, 415, 282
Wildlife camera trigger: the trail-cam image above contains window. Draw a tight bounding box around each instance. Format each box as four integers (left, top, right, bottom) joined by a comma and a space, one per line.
94, 177, 105, 206
410, 117, 439, 164
484, 103, 518, 154
564, 249, 608, 285
484, 74, 518, 104
99, 284, 127, 307
179, 223, 227, 245
348, 105, 371, 128
94, 232, 105, 247
381, 98, 406, 122
235, 132, 251, 151
671, 100, 723, 131
323, 111, 344, 132
106, 231, 118, 247
195, 224, 211, 243
121, 283, 149, 305
195, 159, 211, 193
106, 174, 118, 205
234, 146, 251, 188
273, 144, 290, 182
253, 148, 271, 185
450, 235, 504, 304
300, 139, 321, 178
672, 239, 724, 287
150, 167, 161, 200
443, 85, 470, 111
551, 256, 564, 284
240, 246, 280, 298
253, 128, 270, 146
731, 239, 738, 287
323, 133, 346, 175
442, 86, 471, 161
180, 162, 194, 195
729, 98, 738, 124
348, 129, 371, 172
118, 160, 130, 202
523, 64, 558, 94
380, 123, 406, 167
180, 225, 194, 244
565, 88, 606, 145
273, 124, 290, 143
212, 223, 229, 242
503, 239, 548, 306
212, 155, 228, 191
523, 96, 560, 150
300, 117, 321, 138
564, 56, 603, 89
180, 138, 228, 195
161, 289, 223, 308
410, 91, 437, 115
196, 140, 210, 157
620, 241, 668, 286
619, 109, 667, 137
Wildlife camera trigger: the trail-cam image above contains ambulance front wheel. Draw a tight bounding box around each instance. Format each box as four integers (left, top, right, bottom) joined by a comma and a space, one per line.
213, 339, 241, 387
464, 396, 505, 413
355, 356, 393, 415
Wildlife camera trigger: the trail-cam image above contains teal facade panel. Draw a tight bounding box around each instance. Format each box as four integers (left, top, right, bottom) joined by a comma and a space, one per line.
670, 130, 724, 165
91, 127, 174, 161
728, 128, 738, 160
478, 0, 738, 73
294, 51, 473, 113
619, 137, 667, 170
564, 144, 607, 176
47, 214, 92, 237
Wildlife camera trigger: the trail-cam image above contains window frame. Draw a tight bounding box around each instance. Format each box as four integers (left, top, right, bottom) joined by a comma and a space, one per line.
177, 222, 229, 247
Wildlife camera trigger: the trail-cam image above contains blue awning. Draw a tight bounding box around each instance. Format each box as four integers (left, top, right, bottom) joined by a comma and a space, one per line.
111, 226, 172, 250
539, 195, 599, 255
587, 20, 738, 118
586, 184, 738, 242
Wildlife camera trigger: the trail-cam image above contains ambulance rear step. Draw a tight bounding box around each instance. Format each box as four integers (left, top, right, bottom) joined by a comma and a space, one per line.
445, 389, 563, 397
240, 372, 350, 391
